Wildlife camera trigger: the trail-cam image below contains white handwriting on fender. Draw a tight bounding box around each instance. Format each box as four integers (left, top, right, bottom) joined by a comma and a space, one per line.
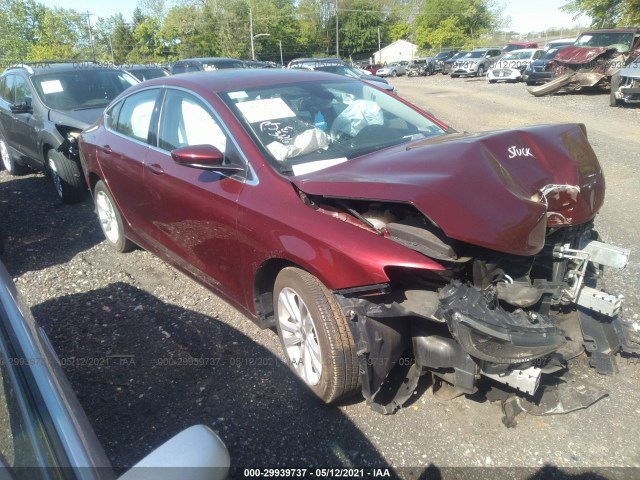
508, 146, 535, 158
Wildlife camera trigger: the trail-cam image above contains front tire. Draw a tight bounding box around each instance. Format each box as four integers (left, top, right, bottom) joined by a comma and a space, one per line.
47, 149, 85, 203
477, 65, 485, 77
610, 72, 621, 107
94, 180, 134, 253
0, 134, 28, 175
274, 267, 359, 403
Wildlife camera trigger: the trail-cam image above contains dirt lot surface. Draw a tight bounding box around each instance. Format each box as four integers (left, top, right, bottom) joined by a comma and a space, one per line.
1, 74, 639, 479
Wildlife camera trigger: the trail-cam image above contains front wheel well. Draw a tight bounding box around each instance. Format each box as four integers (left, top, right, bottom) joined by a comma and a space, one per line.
88, 172, 102, 193
253, 258, 299, 329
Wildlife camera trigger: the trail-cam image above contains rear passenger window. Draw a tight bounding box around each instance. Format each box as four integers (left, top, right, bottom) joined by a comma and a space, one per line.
115, 89, 159, 143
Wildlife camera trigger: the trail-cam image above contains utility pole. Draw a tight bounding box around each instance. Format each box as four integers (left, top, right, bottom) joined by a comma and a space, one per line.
279, 40, 283, 66
250, 8, 255, 61
335, 0, 339, 58
83, 11, 95, 60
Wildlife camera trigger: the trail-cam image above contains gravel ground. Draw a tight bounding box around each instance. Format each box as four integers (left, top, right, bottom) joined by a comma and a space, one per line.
1, 74, 639, 479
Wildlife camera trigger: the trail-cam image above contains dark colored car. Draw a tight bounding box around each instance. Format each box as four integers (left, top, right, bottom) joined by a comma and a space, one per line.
79, 69, 636, 414
312, 64, 396, 94
0, 260, 230, 479
442, 51, 468, 75
171, 57, 246, 74
406, 58, 435, 76
122, 64, 170, 82
522, 46, 572, 85
0, 63, 138, 202
431, 50, 459, 73
288, 58, 345, 69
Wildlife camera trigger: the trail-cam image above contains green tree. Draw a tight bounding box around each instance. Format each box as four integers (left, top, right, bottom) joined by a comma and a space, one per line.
158, 4, 213, 59
111, 13, 134, 64
336, 0, 383, 57
27, 8, 82, 61
0, 0, 46, 62
129, 16, 162, 62
414, 0, 501, 50
562, 0, 640, 27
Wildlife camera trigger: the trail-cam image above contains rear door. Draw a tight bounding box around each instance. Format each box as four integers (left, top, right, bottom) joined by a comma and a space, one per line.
97, 87, 162, 236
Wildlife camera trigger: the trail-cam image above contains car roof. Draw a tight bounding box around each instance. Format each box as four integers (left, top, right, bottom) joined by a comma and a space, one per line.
579, 28, 638, 34
505, 48, 543, 54
3, 62, 118, 76
174, 57, 242, 64
131, 69, 355, 93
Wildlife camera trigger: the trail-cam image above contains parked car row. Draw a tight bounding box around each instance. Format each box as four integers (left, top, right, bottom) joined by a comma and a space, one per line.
396, 29, 639, 108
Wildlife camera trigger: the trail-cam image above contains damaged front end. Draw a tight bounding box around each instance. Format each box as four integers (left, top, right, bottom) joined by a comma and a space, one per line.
292, 124, 638, 419
333, 212, 634, 416
528, 29, 640, 97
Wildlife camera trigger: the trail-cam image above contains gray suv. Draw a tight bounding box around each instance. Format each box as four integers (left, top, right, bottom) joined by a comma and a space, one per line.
451, 48, 503, 77
0, 63, 138, 203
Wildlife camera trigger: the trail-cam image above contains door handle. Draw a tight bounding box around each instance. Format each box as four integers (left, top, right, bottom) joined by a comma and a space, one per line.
146, 163, 165, 175
99, 144, 113, 154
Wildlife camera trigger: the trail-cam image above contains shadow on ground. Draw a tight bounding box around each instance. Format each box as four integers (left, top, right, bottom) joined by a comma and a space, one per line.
0, 172, 100, 276
32, 282, 390, 473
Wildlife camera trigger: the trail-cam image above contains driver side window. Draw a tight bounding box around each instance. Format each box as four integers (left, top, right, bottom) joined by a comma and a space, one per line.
158, 90, 227, 154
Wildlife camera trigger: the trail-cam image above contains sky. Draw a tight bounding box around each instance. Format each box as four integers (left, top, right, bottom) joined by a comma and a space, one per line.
39, 0, 590, 34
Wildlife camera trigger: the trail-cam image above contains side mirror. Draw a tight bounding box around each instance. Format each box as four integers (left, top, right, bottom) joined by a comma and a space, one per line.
117, 425, 230, 480
171, 144, 243, 173
10, 101, 31, 114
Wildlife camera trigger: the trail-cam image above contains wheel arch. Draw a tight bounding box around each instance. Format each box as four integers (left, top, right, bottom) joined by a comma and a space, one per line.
253, 257, 298, 329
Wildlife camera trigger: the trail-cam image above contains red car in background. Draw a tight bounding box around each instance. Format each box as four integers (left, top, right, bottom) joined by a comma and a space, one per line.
363, 63, 383, 75
79, 69, 636, 415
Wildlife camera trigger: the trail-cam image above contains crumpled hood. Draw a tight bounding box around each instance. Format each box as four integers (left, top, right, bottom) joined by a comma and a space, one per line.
49, 107, 106, 131
553, 46, 613, 65
293, 124, 605, 256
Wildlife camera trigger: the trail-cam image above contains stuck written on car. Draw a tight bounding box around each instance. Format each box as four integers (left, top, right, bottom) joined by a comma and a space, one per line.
79, 69, 638, 416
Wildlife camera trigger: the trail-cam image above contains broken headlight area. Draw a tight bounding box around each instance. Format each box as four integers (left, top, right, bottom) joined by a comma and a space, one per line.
333, 211, 636, 422
55, 125, 82, 159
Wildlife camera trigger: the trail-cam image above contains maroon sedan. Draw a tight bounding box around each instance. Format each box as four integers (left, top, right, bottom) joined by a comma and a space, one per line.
79, 69, 636, 413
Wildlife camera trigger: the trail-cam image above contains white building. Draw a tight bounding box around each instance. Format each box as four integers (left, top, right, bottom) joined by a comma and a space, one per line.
372, 39, 418, 64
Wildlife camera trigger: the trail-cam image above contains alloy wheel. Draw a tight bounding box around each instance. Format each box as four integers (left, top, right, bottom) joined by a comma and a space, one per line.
95, 190, 121, 244
277, 286, 323, 386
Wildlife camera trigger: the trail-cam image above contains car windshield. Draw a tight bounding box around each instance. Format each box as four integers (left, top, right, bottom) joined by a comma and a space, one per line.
462, 51, 484, 59
314, 66, 361, 79
222, 79, 445, 175
433, 52, 450, 60
542, 47, 566, 59
127, 68, 168, 81
33, 70, 138, 110
203, 60, 245, 70
574, 32, 634, 49
502, 51, 535, 60
450, 52, 468, 60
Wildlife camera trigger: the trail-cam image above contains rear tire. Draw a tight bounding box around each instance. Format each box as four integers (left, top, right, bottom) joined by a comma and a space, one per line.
274, 267, 359, 403
47, 149, 86, 203
93, 180, 135, 253
0, 134, 28, 175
